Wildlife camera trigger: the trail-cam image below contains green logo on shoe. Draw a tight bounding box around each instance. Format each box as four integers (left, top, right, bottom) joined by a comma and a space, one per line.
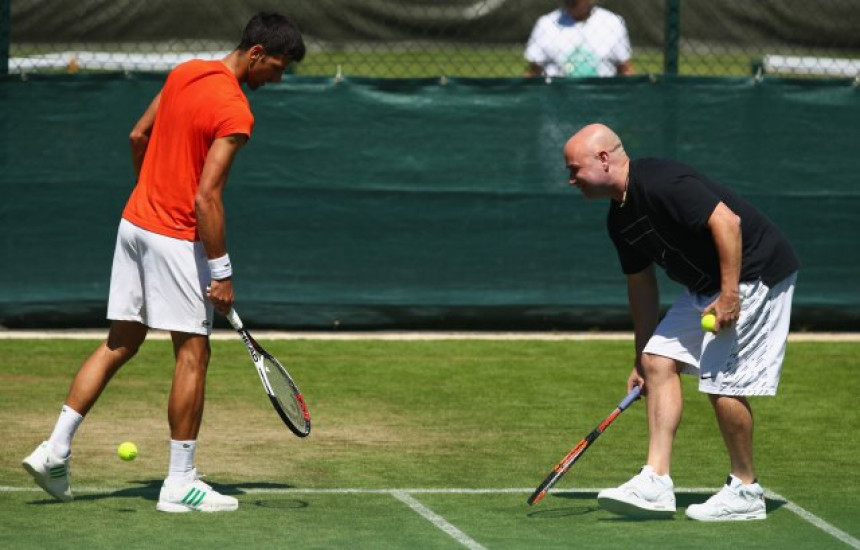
182, 488, 207, 507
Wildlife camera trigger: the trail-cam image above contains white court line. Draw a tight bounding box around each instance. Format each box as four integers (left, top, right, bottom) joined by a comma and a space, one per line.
3, 486, 857, 548
767, 490, 860, 550
391, 490, 486, 550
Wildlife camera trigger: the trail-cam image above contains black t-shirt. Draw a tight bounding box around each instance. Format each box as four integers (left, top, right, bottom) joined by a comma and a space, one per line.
608, 158, 800, 294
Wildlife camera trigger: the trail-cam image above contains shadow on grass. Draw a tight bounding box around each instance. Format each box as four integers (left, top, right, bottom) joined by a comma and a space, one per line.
526, 492, 601, 519
25, 479, 299, 508
525, 491, 787, 521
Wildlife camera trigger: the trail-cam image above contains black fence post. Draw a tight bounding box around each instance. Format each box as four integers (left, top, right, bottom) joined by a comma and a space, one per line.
664, 0, 680, 75
0, 0, 9, 75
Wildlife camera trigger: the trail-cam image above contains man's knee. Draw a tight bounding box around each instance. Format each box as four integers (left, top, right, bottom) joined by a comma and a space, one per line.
173, 334, 211, 371
641, 353, 680, 379
105, 321, 148, 360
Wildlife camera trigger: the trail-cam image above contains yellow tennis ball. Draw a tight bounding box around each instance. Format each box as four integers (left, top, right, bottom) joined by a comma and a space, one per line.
117, 442, 138, 461
701, 313, 717, 332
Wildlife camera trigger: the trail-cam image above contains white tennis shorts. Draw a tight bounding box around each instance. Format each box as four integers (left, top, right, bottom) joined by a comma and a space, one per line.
643, 272, 797, 396
107, 219, 213, 335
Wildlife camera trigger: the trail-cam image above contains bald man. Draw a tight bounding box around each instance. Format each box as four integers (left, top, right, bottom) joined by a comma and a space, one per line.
564, 124, 799, 521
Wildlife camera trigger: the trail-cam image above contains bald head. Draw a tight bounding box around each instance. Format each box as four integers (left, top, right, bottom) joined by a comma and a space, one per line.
564, 123, 629, 201
564, 124, 622, 160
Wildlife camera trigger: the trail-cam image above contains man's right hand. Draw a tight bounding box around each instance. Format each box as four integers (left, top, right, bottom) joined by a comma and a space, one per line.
627, 366, 645, 396
207, 279, 234, 315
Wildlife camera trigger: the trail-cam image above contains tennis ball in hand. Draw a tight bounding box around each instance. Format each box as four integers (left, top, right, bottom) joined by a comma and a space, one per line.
700, 313, 717, 332
117, 442, 138, 461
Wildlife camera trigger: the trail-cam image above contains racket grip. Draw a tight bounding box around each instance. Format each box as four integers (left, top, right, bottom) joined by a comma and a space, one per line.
225, 308, 244, 330
618, 385, 641, 410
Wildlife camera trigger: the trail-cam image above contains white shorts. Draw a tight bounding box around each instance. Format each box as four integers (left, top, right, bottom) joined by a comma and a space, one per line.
643, 272, 797, 396
107, 219, 213, 335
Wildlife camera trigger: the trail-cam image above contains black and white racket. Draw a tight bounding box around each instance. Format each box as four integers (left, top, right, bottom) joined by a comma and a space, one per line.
528, 385, 641, 505
226, 308, 311, 437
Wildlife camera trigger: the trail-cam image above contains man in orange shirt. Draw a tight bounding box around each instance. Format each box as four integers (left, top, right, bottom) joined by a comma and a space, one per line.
23, 12, 305, 513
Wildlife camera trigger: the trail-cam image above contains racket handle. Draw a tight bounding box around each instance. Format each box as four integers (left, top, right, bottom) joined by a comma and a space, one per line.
618, 385, 641, 411
226, 308, 244, 330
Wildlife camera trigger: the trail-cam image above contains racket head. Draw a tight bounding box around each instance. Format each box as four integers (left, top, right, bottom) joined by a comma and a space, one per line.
527, 475, 558, 505
257, 348, 311, 437
527, 439, 589, 505
228, 309, 311, 437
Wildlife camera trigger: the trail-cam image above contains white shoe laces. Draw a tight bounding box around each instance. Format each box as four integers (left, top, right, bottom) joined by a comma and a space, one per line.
703, 484, 761, 511
189, 471, 213, 491
193, 479, 213, 491
621, 470, 670, 499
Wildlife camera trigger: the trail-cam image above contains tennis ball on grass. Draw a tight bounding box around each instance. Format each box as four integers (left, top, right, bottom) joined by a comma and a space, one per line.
117, 441, 138, 461
700, 313, 717, 332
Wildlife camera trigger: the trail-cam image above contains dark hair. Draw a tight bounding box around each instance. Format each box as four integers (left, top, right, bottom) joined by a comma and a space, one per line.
238, 12, 306, 63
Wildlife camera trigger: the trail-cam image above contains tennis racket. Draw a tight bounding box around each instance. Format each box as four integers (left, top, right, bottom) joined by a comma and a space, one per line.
527, 385, 641, 505
226, 308, 311, 437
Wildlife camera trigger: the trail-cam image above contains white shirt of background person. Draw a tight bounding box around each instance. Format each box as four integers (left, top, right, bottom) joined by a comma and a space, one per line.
525, 6, 632, 77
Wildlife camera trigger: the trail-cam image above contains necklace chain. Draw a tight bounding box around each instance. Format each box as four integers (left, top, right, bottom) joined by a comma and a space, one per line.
619, 176, 629, 207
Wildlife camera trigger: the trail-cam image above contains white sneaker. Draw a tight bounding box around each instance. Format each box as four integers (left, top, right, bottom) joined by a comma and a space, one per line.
597, 465, 676, 518
22, 441, 73, 502
156, 469, 238, 513
685, 475, 766, 521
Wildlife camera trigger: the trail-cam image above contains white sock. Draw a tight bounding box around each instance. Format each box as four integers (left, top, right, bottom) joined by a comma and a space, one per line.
48, 405, 83, 458
166, 440, 196, 485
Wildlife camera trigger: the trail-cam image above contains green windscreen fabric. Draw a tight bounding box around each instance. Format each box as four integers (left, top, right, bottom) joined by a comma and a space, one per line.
1, 75, 857, 329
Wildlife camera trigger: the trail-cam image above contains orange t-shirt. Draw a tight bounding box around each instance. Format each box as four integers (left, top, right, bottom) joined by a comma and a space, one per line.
122, 60, 254, 241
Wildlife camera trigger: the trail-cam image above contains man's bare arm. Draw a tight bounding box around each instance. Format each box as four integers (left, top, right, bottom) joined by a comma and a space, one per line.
706, 201, 742, 330
626, 264, 660, 392
628, 264, 660, 360
196, 133, 248, 314
616, 60, 634, 75
129, 92, 161, 178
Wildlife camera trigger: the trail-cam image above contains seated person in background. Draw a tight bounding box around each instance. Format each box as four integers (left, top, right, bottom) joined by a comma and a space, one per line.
525, 0, 634, 78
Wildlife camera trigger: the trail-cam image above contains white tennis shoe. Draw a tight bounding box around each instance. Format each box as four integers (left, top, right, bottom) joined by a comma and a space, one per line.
22, 441, 73, 502
597, 465, 676, 518
685, 475, 766, 521
156, 469, 238, 513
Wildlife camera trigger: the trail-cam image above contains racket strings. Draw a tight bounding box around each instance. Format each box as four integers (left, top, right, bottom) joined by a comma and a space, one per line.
264, 355, 310, 432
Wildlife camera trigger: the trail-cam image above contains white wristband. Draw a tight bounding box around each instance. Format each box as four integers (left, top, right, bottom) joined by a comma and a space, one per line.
207, 253, 232, 280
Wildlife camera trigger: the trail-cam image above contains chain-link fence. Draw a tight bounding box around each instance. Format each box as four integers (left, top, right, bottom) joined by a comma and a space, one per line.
3, 0, 859, 78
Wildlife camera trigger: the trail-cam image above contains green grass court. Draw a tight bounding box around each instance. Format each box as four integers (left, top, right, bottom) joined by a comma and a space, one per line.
1, 338, 858, 549
294, 47, 760, 77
